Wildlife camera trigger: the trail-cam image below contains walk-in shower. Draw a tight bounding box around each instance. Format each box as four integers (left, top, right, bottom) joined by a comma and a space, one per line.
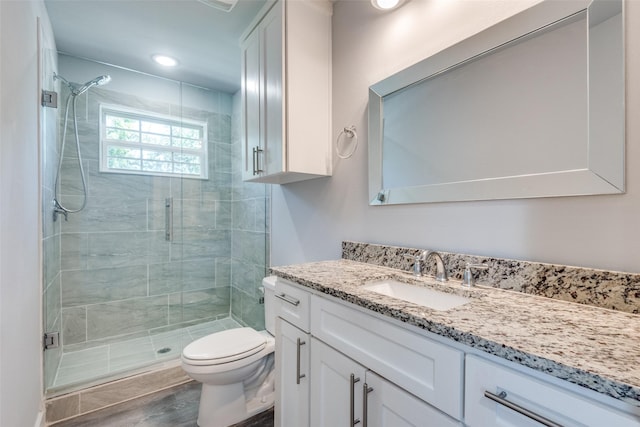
41, 55, 269, 397
52, 73, 111, 221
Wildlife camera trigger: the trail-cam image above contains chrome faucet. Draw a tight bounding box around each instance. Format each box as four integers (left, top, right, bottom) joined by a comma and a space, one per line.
424, 251, 448, 282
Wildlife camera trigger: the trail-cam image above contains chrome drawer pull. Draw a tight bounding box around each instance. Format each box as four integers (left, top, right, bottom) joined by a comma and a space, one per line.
296, 338, 306, 385
350, 374, 361, 426
275, 293, 300, 306
362, 383, 373, 427
484, 391, 564, 427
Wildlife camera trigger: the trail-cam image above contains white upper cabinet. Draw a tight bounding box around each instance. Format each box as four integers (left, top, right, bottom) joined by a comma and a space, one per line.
240, 0, 332, 184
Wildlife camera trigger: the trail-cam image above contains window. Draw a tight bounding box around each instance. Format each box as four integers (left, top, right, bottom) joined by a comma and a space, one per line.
99, 105, 208, 179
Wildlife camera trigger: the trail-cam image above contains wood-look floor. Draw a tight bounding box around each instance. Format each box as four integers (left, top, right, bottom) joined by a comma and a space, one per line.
53, 381, 274, 427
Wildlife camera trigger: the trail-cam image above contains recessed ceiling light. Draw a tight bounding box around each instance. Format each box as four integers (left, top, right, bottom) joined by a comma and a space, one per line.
152, 54, 178, 67
371, 0, 404, 10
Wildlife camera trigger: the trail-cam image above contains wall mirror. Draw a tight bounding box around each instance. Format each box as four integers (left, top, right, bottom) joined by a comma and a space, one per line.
368, 0, 624, 205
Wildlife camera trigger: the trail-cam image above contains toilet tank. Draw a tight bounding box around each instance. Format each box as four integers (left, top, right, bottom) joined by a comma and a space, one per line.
262, 276, 277, 335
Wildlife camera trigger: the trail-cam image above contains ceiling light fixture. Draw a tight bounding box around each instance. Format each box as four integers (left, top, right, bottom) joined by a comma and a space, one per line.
371, 0, 405, 11
152, 54, 179, 67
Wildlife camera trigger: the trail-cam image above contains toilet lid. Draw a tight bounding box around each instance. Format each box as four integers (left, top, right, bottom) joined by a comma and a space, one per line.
182, 327, 266, 364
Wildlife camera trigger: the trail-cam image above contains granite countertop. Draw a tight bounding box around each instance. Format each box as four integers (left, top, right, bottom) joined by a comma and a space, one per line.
270, 259, 640, 406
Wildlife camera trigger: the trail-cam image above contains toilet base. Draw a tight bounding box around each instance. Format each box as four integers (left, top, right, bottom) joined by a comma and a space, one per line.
196, 382, 274, 427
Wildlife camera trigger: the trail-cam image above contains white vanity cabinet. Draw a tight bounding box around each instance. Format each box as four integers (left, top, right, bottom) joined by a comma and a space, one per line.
310, 294, 464, 421
274, 279, 311, 427
310, 338, 459, 427
465, 355, 640, 427
310, 338, 367, 427
273, 277, 463, 426
273, 276, 640, 427
240, 0, 332, 184
275, 318, 310, 427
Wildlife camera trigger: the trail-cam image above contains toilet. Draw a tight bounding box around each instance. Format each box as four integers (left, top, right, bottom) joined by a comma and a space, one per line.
181, 277, 277, 427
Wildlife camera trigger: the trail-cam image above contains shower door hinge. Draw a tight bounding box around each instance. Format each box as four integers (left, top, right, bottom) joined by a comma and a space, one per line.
43, 331, 60, 350
41, 90, 58, 108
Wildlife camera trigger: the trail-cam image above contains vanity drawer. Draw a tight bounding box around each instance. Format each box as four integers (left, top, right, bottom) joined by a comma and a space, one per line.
274, 278, 311, 333
465, 355, 640, 427
310, 294, 464, 420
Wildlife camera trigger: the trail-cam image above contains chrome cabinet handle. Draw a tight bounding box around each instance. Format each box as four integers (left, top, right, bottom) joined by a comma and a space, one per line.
252, 146, 263, 175
484, 391, 563, 427
252, 146, 257, 175
296, 338, 306, 385
362, 383, 373, 427
350, 374, 361, 426
275, 293, 300, 306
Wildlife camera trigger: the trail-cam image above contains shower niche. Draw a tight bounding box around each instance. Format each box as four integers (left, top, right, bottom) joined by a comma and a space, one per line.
41, 53, 269, 396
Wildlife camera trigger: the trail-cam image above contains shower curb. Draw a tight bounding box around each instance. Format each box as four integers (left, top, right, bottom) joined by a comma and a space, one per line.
45, 362, 191, 425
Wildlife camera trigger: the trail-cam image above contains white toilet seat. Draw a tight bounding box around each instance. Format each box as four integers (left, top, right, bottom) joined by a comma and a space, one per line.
181, 277, 278, 427
182, 327, 267, 366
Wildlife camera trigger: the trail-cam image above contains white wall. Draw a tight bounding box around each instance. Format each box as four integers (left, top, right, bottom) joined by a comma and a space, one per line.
271, 0, 640, 274
0, 1, 54, 425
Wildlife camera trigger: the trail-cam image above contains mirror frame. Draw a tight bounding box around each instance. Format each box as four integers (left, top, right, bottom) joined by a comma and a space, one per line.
368, 0, 624, 205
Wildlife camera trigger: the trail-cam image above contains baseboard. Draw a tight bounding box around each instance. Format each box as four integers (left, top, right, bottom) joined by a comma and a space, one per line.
34, 410, 45, 427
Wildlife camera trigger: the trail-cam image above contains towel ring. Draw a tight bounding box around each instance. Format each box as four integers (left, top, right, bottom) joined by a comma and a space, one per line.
336, 125, 358, 159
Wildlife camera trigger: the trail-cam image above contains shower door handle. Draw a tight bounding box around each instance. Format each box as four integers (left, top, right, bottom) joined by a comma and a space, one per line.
165, 197, 173, 242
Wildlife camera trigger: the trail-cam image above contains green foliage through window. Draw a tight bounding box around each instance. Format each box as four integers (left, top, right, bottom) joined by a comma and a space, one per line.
100, 105, 208, 179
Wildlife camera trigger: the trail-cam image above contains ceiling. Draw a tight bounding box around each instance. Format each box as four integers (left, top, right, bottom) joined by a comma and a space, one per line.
44, 0, 267, 93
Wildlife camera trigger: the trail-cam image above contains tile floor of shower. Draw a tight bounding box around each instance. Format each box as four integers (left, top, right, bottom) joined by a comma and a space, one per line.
51, 317, 241, 391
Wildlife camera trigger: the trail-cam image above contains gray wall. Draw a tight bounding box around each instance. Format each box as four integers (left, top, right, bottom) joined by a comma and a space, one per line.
271, 0, 640, 274
1, 1, 53, 425
55, 57, 236, 352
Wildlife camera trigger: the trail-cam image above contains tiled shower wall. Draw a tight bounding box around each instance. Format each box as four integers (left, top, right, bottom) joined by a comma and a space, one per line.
230, 91, 269, 330
55, 80, 235, 354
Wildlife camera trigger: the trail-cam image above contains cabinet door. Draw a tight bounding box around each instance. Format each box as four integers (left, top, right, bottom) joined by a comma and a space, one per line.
311, 338, 367, 427
275, 318, 309, 427
241, 27, 261, 181
365, 371, 460, 427
260, 0, 284, 177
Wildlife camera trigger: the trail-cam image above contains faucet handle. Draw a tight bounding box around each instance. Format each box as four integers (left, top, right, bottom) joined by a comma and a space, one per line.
462, 263, 488, 287
404, 253, 425, 277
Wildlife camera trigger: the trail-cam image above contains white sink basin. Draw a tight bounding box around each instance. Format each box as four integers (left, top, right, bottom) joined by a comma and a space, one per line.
362, 279, 471, 311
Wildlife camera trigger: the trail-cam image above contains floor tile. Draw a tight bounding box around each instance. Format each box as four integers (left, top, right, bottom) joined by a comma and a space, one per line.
52, 382, 274, 427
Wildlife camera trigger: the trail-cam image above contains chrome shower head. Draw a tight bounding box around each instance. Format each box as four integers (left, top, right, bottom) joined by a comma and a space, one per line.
71, 75, 111, 96
54, 73, 111, 96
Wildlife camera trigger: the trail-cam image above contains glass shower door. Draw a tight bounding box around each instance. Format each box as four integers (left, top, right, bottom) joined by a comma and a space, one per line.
42, 55, 268, 396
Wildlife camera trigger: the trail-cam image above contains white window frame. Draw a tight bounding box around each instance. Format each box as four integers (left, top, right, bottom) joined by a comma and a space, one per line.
99, 104, 209, 179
